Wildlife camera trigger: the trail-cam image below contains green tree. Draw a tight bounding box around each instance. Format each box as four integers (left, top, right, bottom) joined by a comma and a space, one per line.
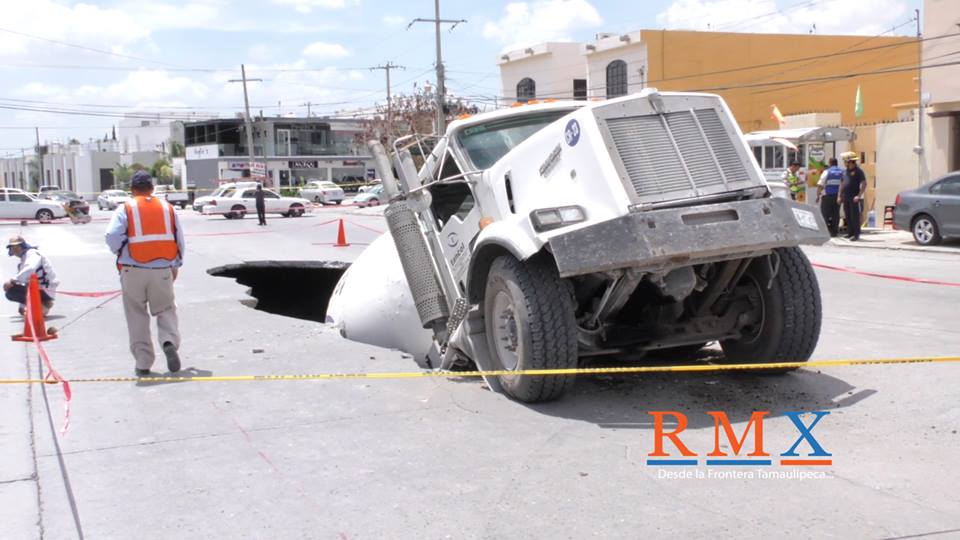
150, 159, 175, 185
113, 163, 134, 189
27, 158, 41, 192
169, 141, 185, 158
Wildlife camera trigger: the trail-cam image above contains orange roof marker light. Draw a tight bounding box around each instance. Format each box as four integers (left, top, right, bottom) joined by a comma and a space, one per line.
527, 99, 539, 104
543, 98, 557, 103
457, 113, 472, 120
511, 102, 524, 108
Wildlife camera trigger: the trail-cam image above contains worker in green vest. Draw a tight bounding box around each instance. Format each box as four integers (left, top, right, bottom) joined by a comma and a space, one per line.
782, 161, 804, 201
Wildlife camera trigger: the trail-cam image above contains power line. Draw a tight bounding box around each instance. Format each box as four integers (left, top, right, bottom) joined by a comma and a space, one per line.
0, 26, 176, 66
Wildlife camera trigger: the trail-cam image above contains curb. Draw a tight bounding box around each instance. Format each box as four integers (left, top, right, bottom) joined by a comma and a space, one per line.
828, 237, 959, 254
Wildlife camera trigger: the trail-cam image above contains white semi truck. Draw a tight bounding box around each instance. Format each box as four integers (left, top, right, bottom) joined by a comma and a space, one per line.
327, 89, 829, 403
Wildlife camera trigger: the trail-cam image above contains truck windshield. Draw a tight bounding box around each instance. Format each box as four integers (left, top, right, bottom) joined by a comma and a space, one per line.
456, 110, 572, 170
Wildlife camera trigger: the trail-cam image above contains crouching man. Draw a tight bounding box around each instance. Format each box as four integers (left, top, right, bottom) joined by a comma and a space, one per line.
4, 236, 58, 316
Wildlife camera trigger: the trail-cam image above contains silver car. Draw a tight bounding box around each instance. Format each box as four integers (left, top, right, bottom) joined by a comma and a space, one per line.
894, 173, 960, 245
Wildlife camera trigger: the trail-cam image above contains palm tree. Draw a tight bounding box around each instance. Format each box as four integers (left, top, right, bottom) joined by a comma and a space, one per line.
113, 163, 134, 189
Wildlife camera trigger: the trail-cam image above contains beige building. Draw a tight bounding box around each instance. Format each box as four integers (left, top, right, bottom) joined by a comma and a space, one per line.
921, 0, 960, 181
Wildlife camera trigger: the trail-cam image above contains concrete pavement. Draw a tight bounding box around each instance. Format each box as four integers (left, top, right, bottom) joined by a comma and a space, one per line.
2, 207, 959, 539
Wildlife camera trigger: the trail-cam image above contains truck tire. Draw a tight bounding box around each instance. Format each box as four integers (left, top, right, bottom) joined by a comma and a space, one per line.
483, 254, 578, 402
720, 247, 821, 371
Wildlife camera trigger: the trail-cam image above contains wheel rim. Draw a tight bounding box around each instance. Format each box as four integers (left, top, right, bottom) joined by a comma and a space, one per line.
38, 211, 52, 221
491, 290, 521, 370
737, 275, 767, 345
914, 219, 933, 243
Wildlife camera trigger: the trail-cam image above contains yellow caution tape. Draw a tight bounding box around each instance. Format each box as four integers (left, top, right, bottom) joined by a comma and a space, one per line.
2, 355, 958, 385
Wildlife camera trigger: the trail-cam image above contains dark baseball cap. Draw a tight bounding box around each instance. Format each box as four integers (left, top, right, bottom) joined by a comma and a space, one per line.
131, 170, 153, 188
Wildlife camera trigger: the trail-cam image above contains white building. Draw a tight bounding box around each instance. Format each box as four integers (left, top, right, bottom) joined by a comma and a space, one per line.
921, 0, 960, 180
0, 138, 163, 198
497, 42, 586, 101
497, 32, 648, 103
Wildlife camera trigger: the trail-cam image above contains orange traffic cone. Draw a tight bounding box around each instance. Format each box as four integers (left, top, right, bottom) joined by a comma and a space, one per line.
12, 274, 56, 342
334, 218, 350, 247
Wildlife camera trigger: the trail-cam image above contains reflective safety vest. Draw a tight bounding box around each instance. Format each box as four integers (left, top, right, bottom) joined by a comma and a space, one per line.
784, 170, 803, 193
822, 166, 843, 196
124, 196, 178, 263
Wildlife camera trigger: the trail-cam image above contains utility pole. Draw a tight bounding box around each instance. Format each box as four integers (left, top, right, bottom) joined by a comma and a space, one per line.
370, 62, 405, 140
915, 8, 925, 186
408, 1, 466, 136
301, 101, 315, 117
34, 127, 43, 188
228, 65, 263, 181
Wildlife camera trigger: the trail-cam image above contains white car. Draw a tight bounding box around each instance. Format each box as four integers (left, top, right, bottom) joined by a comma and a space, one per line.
0, 188, 67, 221
97, 189, 130, 210
193, 182, 259, 211
352, 185, 386, 207
299, 180, 345, 205
201, 187, 312, 219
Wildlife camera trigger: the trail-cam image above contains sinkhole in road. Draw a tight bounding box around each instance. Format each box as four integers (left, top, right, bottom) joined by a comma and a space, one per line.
208, 261, 350, 322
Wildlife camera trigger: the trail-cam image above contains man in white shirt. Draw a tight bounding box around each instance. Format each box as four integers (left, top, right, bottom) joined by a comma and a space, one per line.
4, 235, 58, 315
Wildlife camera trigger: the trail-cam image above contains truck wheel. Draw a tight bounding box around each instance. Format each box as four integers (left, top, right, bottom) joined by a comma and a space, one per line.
483, 254, 578, 402
720, 247, 821, 371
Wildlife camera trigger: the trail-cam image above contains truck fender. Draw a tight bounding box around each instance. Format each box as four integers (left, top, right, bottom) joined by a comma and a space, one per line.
466, 220, 543, 303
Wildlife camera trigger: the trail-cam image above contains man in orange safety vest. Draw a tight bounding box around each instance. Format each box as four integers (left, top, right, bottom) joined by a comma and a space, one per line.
105, 170, 185, 377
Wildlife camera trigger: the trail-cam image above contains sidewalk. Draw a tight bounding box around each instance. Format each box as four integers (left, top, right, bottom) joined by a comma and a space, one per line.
828, 228, 960, 254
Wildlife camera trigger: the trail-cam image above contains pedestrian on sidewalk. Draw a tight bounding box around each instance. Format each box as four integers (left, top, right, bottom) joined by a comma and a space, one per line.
817, 157, 843, 237
255, 183, 267, 226
839, 153, 867, 241
782, 161, 804, 201
4, 236, 58, 316
105, 170, 185, 376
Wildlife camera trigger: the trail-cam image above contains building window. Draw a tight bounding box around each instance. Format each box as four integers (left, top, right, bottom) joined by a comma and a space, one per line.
67, 169, 73, 191
516, 78, 536, 102
573, 79, 587, 100
606, 60, 628, 98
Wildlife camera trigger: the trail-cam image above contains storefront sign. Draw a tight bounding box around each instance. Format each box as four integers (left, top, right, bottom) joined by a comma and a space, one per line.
228, 161, 248, 170
342, 160, 362, 166
250, 162, 267, 175
186, 144, 218, 160
289, 160, 319, 169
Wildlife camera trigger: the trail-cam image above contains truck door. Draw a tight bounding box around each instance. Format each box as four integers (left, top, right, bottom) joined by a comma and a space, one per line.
429, 150, 481, 296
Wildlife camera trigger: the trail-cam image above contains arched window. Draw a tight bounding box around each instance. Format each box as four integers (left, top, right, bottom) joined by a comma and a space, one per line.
606, 60, 628, 98
516, 77, 536, 102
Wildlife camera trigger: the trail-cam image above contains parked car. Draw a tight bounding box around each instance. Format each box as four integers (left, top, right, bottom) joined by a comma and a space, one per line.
97, 189, 130, 210
894, 173, 960, 245
0, 188, 67, 221
36, 185, 62, 199
299, 180, 345, 204
201, 187, 312, 219
153, 184, 190, 209
352, 185, 386, 207
46, 190, 90, 215
358, 179, 382, 193
193, 182, 259, 211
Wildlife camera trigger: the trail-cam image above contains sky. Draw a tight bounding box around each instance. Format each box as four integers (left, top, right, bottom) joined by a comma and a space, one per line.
0, 0, 922, 155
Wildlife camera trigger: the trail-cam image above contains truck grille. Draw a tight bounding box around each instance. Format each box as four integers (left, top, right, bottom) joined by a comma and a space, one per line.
604, 108, 753, 205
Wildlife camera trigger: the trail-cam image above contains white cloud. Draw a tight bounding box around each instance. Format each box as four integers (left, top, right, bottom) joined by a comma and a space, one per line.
0, 1, 234, 58
483, 0, 603, 51
270, 0, 358, 14
302, 41, 351, 59
382, 15, 406, 27
656, 0, 910, 35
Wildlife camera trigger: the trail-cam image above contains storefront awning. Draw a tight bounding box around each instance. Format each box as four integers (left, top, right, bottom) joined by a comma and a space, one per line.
744, 126, 856, 144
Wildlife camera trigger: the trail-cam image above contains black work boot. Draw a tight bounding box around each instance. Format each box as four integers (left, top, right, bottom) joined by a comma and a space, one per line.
162, 342, 181, 373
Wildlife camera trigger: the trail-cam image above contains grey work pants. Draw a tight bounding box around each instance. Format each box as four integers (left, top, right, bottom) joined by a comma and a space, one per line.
120, 266, 180, 370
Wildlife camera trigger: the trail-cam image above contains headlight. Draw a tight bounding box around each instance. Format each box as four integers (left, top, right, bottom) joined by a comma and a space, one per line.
530, 205, 586, 232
